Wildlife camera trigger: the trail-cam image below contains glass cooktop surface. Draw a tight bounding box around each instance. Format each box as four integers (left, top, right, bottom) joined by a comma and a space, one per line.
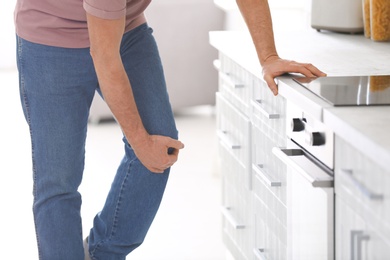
293, 76, 390, 106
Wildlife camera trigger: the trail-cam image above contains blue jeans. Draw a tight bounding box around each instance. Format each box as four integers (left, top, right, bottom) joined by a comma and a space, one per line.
16, 23, 178, 260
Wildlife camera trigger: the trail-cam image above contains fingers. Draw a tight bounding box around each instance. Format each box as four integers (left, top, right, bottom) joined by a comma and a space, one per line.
291, 62, 327, 78
304, 63, 327, 77
264, 74, 279, 96
262, 58, 326, 95
166, 138, 185, 150
148, 137, 184, 174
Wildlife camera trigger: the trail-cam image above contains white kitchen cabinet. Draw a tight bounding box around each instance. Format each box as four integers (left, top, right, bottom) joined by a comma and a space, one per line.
253, 166, 287, 260
216, 54, 253, 259
216, 50, 335, 260
211, 28, 390, 260
336, 196, 390, 260
218, 54, 253, 116
217, 51, 334, 260
335, 136, 390, 260
283, 159, 334, 260
251, 76, 289, 260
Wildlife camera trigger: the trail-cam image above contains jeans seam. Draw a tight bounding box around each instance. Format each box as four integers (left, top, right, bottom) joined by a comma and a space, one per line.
111, 157, 136, 239
17, 35, 42, 259
90, 157, 136, 259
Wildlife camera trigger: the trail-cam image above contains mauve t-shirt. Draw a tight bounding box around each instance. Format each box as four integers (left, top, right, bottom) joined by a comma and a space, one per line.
14, 0, 151, 48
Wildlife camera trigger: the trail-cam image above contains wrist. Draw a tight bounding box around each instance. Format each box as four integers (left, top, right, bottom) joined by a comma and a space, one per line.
126, 126, 149, 147
261, 53, 279, 66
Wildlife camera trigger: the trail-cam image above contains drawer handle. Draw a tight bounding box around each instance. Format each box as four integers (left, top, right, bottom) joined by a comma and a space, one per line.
253, 164, 281, 187
340, 169, 384, 201
217, 130, 241, 149
253, 248, 267, 260
221, 206, 245, 229
219, 71, 245, 89
351, 230, 370, 260
251, 100, 280, 119
272, 147, 333, 188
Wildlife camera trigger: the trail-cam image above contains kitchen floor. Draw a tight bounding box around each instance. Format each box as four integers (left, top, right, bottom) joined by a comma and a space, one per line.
0, 69, 227, 259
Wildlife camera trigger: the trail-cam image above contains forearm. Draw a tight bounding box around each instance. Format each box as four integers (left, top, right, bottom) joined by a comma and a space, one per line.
94, 60, 148, 145
86, 13, 184, 173
236, 0, 279, 65
87, 14, 148, 146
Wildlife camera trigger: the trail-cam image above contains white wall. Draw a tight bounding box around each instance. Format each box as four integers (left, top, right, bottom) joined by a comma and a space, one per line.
217, 0, 312, 32
269, 0, 312, 32
145, 0, 224, 110
0, 1, 17, 69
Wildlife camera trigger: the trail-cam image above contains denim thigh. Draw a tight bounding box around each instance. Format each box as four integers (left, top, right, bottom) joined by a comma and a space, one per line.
17, 35, 98, 259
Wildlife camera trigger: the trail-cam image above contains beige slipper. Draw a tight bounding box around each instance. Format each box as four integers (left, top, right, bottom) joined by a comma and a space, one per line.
83, 237, 91, 260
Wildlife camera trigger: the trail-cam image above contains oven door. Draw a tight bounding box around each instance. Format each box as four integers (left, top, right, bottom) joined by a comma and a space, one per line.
273, 140, 334, 260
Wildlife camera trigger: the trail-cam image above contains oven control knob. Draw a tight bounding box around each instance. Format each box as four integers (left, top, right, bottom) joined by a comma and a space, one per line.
291, 118, 305, 132
310, 132, 325, 146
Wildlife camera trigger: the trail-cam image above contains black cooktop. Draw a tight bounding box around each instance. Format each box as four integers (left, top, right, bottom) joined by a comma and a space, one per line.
293, 76, 390, 106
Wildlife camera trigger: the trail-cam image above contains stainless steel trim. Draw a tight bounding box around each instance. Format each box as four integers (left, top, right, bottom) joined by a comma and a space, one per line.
340, 169, 384, 200
272, 147, 333, 188
253, 164, 282, 187
351, 230, 370, 260
251, 100, 280, 119
253, 248, 267, 260
219, 71, 245, 89
221, 206, 245, 229
217, 130, 241, 150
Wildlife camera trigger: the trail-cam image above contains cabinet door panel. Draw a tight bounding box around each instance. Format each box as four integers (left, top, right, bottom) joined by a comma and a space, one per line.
335, 136, 390, 240
219, 137, 253, 260
217, 92, 251, 190
251, 78, 286, 142
286, 165, 334, 260
252, 125, 287, 205
218, 54, 252, 115
253, 179, 287, 260
336, 196, 390, 260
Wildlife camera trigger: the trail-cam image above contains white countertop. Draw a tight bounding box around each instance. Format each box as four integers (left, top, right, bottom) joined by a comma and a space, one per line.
210, 30, 390, 77
209, 30, 390, 170
324, 106, 390, 170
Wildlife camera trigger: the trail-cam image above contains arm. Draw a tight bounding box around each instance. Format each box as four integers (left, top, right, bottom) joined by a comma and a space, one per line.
86, 14, 183, 173
236, 0, 326, 95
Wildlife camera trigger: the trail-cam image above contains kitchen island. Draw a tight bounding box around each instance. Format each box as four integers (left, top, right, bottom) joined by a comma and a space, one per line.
210, 30, 390, 259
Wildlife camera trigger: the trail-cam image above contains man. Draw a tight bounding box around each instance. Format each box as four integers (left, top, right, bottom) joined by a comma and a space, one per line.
14, 0, 325, 259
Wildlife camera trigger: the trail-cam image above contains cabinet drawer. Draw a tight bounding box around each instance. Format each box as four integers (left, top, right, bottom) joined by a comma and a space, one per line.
336, 196, 390, 260
216, 92, 251, 170
218, 54, 252, 115
253, 172, 287, 241
252, 125, 287, 205
251, 77, 286, 143
253, 193, 287, 260
335, 136, 390, 237
219, 143, 253, 260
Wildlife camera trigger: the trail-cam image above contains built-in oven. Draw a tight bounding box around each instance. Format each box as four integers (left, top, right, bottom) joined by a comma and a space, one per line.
273, 100, 335, 259
273, 75, 390, 259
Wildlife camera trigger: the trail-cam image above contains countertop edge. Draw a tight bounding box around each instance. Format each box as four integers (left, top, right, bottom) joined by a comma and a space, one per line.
324, 108, 390, 170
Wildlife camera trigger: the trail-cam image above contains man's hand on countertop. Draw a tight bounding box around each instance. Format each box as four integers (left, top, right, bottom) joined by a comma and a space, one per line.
262, 55, 327, 96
